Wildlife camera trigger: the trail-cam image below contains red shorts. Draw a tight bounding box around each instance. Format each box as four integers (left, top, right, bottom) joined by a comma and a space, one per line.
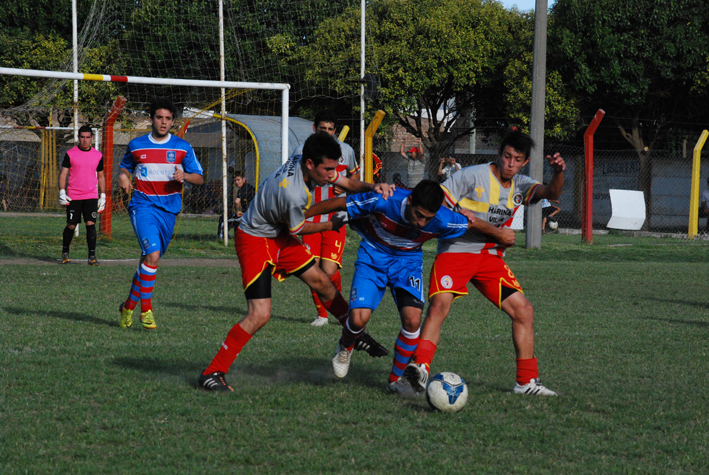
428, 252, 524, 308
301, 226, 346, 268
234, 227, 314, 290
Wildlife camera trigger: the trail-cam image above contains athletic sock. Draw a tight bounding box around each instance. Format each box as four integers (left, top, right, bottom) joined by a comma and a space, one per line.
124, 267, 141, 311
321, 292, 349, 326
412, 338, 437, 370
311, 272, 343, 319
330, 270, 342, 292
85, 224, 97, 257
340, 314, 363, 349
203, 323, 252, 375
62, 226, 74, 253
138, 263, 158, 313
310, 289, 328, 319
389, 327, 420, 383
516, 357, 539, 385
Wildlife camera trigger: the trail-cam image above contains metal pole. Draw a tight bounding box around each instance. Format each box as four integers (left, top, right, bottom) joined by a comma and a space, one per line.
72, 0, 79, 143
525, 0, 547, 249
359, 0, 366, 174
219, 0, 228, 247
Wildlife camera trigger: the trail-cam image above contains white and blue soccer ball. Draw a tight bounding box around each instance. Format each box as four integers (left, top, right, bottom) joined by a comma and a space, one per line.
426, 372, 468, 413
548, 220, 559, 230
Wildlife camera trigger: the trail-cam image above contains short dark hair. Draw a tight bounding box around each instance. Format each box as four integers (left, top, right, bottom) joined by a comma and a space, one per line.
78, 125, 93, 136
233, 170, 243, 177
499, 129, 535, 158
149, 97, 178, 119
313, 110, 337, 128
410, 179, 444, 214
301, 131, 341, 168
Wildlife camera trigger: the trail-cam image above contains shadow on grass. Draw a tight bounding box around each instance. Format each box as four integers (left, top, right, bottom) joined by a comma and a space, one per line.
111, 355, 386, 390
644, 316, 709, 327
644, 297, 709, 312
2, 306, 114, 327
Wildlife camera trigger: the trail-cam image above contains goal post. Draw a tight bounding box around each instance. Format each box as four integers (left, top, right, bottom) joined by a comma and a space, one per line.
0, 66, 290, 242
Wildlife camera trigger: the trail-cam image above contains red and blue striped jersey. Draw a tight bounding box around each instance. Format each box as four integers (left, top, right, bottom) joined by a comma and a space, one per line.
120, 133, 203, 214
347, 189, 469, 257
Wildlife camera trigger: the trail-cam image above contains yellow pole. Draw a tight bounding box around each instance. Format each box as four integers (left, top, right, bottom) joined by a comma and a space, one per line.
689, 129, 708, 239
364, 110, 385, 183
338, 125, 350, 142
39, 130, 47, 209
212, 114, 261, 190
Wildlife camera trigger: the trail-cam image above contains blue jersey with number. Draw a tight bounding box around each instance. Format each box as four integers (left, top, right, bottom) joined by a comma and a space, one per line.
347, 189, 469, 259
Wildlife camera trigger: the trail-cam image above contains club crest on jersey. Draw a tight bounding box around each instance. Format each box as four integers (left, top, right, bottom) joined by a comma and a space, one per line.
513, 192, 524, 206
166, 151, 176, 163
140, 166, 148, 178
440, 275, 453, 289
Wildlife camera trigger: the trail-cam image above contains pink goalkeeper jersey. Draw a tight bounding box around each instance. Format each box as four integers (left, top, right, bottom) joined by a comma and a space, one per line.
63, 147, 104, 200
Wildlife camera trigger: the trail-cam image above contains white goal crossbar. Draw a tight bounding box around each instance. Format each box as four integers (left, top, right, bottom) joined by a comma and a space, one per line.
0, 67, 291, 164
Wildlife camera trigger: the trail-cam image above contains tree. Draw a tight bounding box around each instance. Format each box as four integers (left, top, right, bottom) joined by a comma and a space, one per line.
285, 0, 579, 169
550, 0, 709, 225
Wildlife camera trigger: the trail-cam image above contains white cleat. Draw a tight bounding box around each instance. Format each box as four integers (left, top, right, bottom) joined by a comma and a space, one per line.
386, 378, 424, 399
332, 341, 353, 378
310, 316, 328, 327
403, 362, 429, 394
513, 378, 558, 396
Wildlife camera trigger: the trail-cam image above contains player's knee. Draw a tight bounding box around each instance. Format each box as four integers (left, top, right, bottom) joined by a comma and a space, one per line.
506, 297, 534, 323
66, 224, 76, 231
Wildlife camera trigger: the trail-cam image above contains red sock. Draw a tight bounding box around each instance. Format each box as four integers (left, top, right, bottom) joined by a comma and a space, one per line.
516, 357, 539, 385
203, 323, 252, 375
321, 292, 349, 326
330, 271, 342, 292
310, 289, 327, 318
412, 338, 437, 370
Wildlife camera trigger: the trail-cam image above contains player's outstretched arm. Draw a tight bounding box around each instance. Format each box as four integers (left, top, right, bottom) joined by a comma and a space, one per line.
534, 153, 565, 201
335, 175, 395, 199
304, 197, 347, 219
468, 217, 516, 247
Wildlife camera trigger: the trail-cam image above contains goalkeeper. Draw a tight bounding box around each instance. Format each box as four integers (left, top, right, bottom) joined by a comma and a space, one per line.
58, 125, 106, 266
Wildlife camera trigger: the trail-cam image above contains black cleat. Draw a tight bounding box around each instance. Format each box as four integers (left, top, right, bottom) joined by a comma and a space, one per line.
354, 331, 389, 358
61, 252, 71, 264
198, 371, 233, 392
87, 256, 100, 266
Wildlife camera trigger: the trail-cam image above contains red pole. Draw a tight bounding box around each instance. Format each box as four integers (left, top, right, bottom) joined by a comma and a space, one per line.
100, 96, 127, 239
582, 109, 605, 244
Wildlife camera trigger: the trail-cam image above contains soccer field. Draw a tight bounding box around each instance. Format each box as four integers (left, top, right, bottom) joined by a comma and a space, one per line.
2, 234, 709, 474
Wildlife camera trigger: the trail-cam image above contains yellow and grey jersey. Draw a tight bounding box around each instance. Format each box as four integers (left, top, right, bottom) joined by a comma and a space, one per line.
439, 163, 540, 256
238, 156, 314, 238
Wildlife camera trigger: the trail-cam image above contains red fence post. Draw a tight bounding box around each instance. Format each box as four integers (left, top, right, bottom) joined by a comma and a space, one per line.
582, 109, 605, 244
100, 96, 127, 239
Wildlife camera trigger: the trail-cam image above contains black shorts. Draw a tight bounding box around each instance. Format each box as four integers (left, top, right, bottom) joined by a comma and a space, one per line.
66, 199, 99, 225
542, 207, 555, 219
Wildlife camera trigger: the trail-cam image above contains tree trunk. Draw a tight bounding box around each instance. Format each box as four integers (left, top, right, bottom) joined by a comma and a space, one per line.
637, 149, 652, 231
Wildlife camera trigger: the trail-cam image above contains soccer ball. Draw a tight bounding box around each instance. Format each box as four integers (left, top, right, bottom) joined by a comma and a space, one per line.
426, 372, 468, 413
548, 220, 559, 230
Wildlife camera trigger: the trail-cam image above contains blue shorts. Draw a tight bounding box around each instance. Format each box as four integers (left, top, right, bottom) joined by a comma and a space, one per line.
349, 245, 425, 311
129, 204, 177, 257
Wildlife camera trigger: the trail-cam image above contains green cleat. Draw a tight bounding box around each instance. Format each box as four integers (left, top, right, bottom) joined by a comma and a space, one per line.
119, 302, 133, 329
140, 310, 157, 330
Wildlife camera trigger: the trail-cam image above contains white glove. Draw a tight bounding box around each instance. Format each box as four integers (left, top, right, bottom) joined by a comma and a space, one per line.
59, 189, 72, 206
98, 193, 106, 213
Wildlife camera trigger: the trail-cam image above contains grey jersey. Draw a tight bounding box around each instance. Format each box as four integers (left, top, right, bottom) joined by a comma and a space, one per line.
438, 163, 540, 256
239, 156, 339, 238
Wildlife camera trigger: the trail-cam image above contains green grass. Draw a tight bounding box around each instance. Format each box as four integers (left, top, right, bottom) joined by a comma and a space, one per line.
2, 234, 709, 473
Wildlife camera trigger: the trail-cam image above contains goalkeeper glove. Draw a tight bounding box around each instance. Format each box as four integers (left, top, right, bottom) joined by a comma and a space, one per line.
98, 193, 106, 213
59, 189, 72, 206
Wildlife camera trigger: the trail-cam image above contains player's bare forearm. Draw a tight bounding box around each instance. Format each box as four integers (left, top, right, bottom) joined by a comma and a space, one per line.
299, 221, 334, 235
535, 153, 566, 201
182, 172, 203, 186
98, 171, 107, 195
118, 168, 133, 193
58, 168, 69, 190
336, 176, 395, 199
304, 197, 346, 219
469, 218, 516, 247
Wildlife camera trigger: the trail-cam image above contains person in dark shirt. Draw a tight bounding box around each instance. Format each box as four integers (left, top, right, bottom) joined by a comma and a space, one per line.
218, 170, 255, 239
